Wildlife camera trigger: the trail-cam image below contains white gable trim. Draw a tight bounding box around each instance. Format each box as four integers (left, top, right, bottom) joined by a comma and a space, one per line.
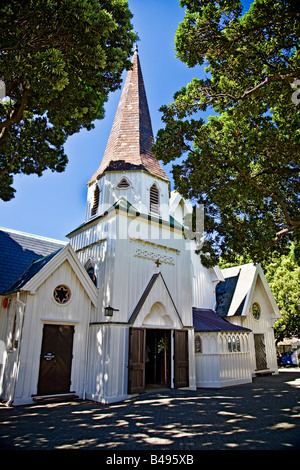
21, 244, 98, 306
240, 264, 281, 318
129, 272, 184, 329
226, 264, 256, 316
223, 263, 281, 318
169, 191, 193, 217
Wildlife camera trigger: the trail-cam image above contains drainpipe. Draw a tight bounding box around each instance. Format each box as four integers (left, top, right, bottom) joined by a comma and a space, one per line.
83, 303, 92, 401
9, 293, 26, 406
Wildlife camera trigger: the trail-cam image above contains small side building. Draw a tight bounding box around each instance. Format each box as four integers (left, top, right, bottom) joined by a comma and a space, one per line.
193, 308, 252, 388
0, 229, 97, 406
216, 264, 281, 377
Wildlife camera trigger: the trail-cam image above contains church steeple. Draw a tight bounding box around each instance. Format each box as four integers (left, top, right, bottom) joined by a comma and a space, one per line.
88, 47, 168, 185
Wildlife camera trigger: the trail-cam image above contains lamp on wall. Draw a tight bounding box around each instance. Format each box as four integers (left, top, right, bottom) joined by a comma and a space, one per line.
104, 305, 119, 317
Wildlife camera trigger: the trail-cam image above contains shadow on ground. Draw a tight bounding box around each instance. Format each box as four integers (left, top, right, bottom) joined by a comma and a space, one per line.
0, 370, 299, 450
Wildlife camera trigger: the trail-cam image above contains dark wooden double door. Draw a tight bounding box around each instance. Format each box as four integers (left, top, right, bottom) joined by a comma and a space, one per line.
37, 324, 74, 395
128, 328, 189, 394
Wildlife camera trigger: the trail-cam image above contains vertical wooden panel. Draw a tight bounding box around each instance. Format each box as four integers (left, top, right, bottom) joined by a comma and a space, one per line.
174, 329, 189, 388
128, 328, 145, 394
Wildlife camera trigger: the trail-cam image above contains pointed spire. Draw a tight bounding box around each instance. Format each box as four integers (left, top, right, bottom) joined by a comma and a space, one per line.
88, 48, 168, 185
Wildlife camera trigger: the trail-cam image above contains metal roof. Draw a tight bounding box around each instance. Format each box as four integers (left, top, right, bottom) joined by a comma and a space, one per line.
0, 227, 66, 294
193, 308, 250, 332
4, 249, 62, 294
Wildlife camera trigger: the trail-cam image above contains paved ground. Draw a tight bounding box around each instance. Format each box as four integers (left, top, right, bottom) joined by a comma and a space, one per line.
0, 369, 299, 451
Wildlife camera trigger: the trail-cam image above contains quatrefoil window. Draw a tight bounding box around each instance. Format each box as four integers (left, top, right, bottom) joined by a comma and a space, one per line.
53, 285, 71, 305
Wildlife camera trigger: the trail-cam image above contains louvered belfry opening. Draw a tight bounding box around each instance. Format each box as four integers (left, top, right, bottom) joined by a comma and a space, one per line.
91, 185, 100, 216
150, 184, 159, 214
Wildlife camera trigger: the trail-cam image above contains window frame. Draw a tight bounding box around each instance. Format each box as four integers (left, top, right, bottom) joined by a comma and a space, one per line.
149, 183, 160, 215
91, 184, 100, 217
252, 302, 261, 321
194, 334, 202, 353
117, 177, 130, 189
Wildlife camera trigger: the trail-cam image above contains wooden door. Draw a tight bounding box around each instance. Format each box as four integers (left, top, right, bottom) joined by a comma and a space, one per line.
174, 330, 189, 388
37, 324, 74, 395
128, 328, 145, 394
254, 334, 268, 370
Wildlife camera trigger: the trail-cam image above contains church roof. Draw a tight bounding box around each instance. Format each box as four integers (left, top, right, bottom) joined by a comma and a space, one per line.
88, 47, 168, 185
216, 264, 256, 317
66, 197, 184, 238
216, 263, 281, 318
193, 308, 250, 332
0, 227, 66, 294
4, 249, 62, 294
216, 272, 243, 317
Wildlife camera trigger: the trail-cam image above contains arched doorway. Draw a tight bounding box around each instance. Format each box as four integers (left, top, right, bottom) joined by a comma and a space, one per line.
145, 329, 171, 389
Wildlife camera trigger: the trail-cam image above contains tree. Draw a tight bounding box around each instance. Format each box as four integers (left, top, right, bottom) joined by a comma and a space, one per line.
153, 0, 300, 267
262, 243, 300, 343
0, 0, 137, 201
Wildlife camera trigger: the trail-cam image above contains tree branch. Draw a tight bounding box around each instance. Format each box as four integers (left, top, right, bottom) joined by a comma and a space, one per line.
0, 88, 29, 130
188, 147, 299, 233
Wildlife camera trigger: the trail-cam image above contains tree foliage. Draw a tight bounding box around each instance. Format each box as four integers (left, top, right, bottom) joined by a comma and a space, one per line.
153, 0, 300, 267
0, 0, 137, 200
262, 243, 300, 343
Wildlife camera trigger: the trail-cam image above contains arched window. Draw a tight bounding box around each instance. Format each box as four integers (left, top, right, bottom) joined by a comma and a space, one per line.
9, 312, 17, 350
150, 183, 160, 214
252, 302, 261, 320
117, 177, 130, 189
195, 335, 202, 353
85, 259, 97, 287
91, 185, 100, 217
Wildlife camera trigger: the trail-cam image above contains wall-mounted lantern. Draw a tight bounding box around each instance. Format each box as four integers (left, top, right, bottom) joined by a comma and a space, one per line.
104, 305, 119, 317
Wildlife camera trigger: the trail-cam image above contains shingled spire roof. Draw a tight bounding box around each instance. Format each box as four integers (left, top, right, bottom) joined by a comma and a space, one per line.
88, 46, 168, 185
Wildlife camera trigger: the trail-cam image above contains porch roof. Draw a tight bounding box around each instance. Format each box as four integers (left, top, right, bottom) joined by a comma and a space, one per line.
193, 308, 251, 333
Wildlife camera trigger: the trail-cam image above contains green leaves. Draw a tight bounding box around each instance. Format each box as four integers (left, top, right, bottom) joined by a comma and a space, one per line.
0, 0, 137, 200
154, 0, 300, 265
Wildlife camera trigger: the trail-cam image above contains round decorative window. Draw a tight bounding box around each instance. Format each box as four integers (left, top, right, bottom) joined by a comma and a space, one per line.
252, 302, 261, 320
53, 285, 71, 305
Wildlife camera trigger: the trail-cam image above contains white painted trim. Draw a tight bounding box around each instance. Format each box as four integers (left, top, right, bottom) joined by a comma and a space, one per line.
240, 264, 281, 318
20, 244, 98, 306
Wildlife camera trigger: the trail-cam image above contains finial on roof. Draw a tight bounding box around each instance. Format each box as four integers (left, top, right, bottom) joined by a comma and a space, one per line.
134, 43, 138, 53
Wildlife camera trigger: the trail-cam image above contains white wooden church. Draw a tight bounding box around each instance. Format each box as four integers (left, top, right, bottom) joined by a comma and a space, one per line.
0, 49, 281, 406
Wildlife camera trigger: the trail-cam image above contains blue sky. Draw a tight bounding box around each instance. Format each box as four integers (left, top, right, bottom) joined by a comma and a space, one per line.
0, 0, 252, 242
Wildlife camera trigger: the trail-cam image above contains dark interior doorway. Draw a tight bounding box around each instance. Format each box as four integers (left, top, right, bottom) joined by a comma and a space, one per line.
145, 329, 171, 389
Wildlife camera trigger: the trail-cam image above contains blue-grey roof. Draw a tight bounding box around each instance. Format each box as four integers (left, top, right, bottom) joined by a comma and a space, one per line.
193, 308, 250, 332
5, 249, 62, 294
216, 272, 246, 317
0, 228, 66, 294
